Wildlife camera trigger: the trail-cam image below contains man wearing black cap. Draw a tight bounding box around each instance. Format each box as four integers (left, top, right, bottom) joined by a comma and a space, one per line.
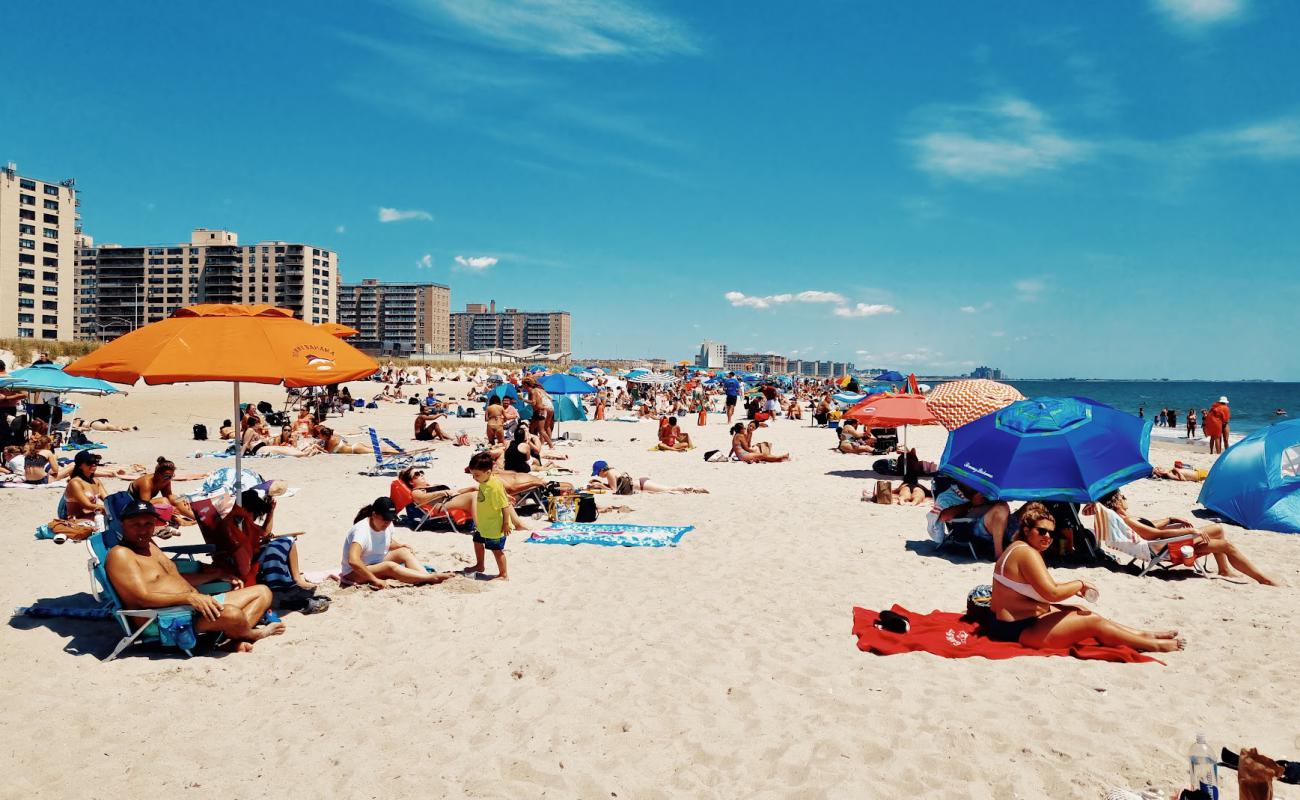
106, 500, 286, 650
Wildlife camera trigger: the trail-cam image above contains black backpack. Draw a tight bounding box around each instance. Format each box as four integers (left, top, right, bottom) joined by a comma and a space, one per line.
193, 423, 208, 441
68, 429, 90, 447
575, 493, 598, 522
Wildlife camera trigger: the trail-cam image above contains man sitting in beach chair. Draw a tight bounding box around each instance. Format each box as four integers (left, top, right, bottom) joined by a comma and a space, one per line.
1089, 491, 1277, 584
932, 480, 1011, 560
106, 500, 286, 651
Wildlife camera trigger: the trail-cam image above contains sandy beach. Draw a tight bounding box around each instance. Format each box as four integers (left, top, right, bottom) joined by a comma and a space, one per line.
4, 379, 1298, 799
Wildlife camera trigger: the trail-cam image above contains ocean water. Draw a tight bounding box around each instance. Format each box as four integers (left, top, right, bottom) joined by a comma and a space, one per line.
1003, 380, 1299, 437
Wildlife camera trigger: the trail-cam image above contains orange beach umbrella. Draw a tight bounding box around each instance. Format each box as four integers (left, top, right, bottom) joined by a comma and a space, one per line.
316, 321, 360, 339
843, 392, 938, 449
66, 304, 379, 496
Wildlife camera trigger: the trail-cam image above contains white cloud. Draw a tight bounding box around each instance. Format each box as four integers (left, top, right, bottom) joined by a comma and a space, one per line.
1152, 0, 1246, 29
960, 302, 993, 314
416, 254, 434, 270
909, 96, 1090, 181
990, 331, 1006, 338
1210, 117, 1300, 160
335, 225, 347, 234
1014, 279, 1047, 301
454, 255, 499, 271
378, 207, 434, 223
724, 290, 847, 309
391, 0, 699, 59
833, 303, 898, 318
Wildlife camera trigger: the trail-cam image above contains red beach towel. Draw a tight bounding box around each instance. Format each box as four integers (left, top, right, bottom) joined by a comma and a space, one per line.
852, 605, 1162, 665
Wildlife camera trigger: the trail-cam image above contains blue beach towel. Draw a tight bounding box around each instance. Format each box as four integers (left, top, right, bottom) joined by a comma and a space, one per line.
528, 522, 695, 547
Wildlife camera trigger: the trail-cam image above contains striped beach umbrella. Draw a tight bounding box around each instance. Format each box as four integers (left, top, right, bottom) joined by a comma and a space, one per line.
926, 379, 1024, 431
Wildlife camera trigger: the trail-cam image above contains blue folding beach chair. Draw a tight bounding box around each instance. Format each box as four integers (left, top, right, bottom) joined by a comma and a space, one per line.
362, 427, 433, 476
85, 532, 206, 661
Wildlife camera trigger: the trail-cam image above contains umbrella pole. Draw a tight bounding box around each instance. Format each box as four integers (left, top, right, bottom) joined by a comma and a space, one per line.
233, 381, 243, 505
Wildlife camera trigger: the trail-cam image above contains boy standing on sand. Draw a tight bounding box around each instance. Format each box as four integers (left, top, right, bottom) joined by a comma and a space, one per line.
465, 451, 521, 580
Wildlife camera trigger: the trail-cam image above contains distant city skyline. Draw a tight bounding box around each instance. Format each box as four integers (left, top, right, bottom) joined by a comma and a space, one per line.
3, 1, 1298, 379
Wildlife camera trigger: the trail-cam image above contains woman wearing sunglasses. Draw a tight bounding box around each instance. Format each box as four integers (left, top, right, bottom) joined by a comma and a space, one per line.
988, 502, 1185, 653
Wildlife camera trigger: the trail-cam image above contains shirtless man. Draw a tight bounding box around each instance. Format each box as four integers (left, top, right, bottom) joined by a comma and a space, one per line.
106, 500, 286, 650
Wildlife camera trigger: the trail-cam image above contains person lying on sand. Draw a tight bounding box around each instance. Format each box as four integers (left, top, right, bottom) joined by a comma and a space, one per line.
987, 502, 1184, 653
1151, 462, 1207, 482
730, 423, 790, 463
72, 417, 137, 432
107, 500, 285, 652
588, 459, 708, 494
340, 497, 454, 589
315, 426, 404, 456
1096, 491, 1277, 585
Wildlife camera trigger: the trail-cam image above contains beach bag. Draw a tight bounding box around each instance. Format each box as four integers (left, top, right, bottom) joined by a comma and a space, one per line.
615, 473, 635, 495
68, 429, 91, 447
547, 494, 579, 522
192, 423, 208, 441
156, 610, 198, 651
408, 397, 419, 405
575, 493, 598, 522
455, 432, 471, 447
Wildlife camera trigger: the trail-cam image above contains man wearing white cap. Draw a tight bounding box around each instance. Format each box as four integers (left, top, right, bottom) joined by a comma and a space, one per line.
1207, 396, 1231, 454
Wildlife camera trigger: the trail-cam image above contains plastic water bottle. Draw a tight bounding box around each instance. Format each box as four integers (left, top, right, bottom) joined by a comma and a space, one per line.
1188, 733, 1219, 799
94, 512, 106, 532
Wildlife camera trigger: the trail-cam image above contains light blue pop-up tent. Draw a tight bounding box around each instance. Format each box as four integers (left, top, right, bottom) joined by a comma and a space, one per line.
1199, 419, 1300, 533
487, 382, 532, 420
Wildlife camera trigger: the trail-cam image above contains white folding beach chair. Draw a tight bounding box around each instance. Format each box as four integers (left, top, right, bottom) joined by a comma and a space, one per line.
1089, 505, 1205, 577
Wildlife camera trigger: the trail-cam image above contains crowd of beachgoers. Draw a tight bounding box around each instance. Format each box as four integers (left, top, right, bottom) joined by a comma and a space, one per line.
2, 354, 1282, 659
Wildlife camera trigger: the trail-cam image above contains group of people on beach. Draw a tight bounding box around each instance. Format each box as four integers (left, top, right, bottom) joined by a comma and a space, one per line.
1142, 396, 1232, 452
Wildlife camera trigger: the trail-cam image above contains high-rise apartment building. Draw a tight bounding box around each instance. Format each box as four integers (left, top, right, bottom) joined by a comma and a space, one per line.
696, 340, 727, 369
450, 301, 571, 354
0, 163, 78, 339
82, 228, 336, 339
725, 352, 788, 375
337, 279, 450, 356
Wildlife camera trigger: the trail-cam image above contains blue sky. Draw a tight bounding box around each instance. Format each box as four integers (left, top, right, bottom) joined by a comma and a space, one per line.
4, 0, 1298, 378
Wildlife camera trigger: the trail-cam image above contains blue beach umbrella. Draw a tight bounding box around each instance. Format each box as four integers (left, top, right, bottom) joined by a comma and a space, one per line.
1199, 419, 1300, 533
939, 396, 1152, 503
540, 373, 596, 395
875, 370, 905, 383
0, 363, 120, 396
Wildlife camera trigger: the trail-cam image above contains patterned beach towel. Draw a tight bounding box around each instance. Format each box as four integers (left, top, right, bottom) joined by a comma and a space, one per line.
528, 522, 695, 547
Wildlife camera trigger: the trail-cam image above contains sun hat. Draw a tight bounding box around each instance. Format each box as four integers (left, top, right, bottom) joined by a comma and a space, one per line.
1218, 396, 1229, 404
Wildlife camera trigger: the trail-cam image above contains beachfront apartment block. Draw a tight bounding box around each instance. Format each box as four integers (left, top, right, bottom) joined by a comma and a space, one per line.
726, 352, 789, 374
787, 359, 856, 378
696, 340, 727, 369
450, 301, 571, 354
337, 279, 450, 356
77, 228, 337, 339
0, 163, 79, 340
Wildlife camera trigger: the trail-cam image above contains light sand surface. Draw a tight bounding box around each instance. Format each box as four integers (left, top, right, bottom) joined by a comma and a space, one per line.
3, 380, 1298, 799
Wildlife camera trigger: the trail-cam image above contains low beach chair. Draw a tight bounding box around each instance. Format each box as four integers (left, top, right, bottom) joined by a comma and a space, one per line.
928, 512, 982, 559
362, 427, 431, 476
1088, 504, 1204, 577
85, 532, 207, 661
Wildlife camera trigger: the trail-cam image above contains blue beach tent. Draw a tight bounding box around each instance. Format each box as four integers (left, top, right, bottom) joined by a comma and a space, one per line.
1199, 419, 1300, 533
940, 396, 1152, 503
487, 383, 532, 420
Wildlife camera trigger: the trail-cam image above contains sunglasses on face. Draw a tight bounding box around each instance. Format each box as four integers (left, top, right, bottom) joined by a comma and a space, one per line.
1027, 524, 1056, 537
